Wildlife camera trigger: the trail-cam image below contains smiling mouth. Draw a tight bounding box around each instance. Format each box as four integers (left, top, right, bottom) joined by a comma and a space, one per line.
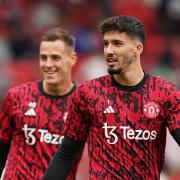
107, 60, 117, 66
45, 71, 56, 74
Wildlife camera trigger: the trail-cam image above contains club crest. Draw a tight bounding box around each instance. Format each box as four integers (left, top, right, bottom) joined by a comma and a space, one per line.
143, 102, 160, 118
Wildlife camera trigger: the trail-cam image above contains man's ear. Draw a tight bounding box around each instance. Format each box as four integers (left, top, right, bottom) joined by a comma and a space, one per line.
134, 42, 143, 56
71, 52, 77, 66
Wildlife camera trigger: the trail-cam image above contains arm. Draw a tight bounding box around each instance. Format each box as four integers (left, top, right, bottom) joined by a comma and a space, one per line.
43, 136, 84, 180
0, 142, 10, 176
165, 84, 180, 146
171, 129, 180, 146
0, 91, 15, 177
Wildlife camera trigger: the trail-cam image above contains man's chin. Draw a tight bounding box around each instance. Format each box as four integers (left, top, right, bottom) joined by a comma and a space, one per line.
108, 67, 121, 74
45, 79, 58, 86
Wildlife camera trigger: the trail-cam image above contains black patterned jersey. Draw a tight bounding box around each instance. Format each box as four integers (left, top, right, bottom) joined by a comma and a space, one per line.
0, 81, 78, 180
65, 73, 180, 180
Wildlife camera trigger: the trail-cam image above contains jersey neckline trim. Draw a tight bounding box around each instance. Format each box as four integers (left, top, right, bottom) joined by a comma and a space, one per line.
111, 72, 149, 92
38, 81, 76, 98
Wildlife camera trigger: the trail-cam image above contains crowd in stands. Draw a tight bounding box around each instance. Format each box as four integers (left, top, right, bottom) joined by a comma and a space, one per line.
0, 0, 179, 179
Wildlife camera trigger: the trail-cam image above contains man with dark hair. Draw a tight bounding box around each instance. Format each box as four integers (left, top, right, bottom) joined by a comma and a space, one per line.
0, 27, 80, 179
43, 16, 180, 180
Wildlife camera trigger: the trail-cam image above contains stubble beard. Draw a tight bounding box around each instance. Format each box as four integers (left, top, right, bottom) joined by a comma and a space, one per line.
108, 67, 123, 74
107, 57, 134, 74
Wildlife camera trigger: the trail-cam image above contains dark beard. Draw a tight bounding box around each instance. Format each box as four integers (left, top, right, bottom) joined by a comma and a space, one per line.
108, 67, 122, 74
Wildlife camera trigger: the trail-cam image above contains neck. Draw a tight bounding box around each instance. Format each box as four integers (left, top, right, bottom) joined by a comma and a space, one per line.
43, 81, 74, 96
113, 64, 144, 86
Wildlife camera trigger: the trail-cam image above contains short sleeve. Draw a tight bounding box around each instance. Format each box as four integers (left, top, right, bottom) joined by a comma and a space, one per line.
166, 86, 180, 133
65, 84, 91, 141
0, 90, 14, 143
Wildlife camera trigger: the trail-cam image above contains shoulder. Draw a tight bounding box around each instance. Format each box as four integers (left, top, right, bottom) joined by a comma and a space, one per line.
72, 75, 110, 100
148, 74, 179, 104
80, 74, 110, 89
149, 74, 178, 91
7, 81, 39, 96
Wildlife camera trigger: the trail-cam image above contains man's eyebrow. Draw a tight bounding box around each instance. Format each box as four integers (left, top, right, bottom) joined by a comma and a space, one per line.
40, 54, 46, 57
103, 39, 124, 43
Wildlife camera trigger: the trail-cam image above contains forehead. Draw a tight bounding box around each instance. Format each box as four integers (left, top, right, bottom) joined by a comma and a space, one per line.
40, 40, 67, 53
103, 31, 132, 42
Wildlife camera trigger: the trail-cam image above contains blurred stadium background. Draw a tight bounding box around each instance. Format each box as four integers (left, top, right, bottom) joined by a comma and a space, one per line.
0, 0, 179, 179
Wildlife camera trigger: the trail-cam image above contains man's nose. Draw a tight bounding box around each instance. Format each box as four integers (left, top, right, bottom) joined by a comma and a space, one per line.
106, 44, 113, 54
46, 58, 53, 67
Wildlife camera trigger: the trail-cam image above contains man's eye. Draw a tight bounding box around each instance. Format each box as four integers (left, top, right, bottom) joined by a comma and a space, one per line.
40, 56, 46, 61
53, 56, 60, 61
103, 42, 108, 47
114, 42, 123, 46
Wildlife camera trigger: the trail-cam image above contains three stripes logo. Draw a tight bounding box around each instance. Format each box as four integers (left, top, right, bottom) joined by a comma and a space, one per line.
103, 106, 115, 113
103, 99, 115, 113
24, 102, 36, 116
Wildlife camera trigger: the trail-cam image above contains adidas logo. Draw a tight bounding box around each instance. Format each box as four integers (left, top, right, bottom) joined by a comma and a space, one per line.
103, 106, 115, 113
24, 108, 36, 116
24, 102, 36, 116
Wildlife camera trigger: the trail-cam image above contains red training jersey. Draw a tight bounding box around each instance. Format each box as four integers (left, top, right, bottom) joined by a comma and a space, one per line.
65, 73, 180, 180
0, 81, 78, 180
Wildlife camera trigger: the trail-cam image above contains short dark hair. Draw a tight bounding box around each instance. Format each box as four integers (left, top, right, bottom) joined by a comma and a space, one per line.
42, 27, 75, 50
99, 15, 146, 44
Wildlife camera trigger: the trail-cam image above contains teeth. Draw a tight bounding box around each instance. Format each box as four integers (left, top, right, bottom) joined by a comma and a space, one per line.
108, 60, 116, 62
107, 58, 116, 62
47, 72, 55, 74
